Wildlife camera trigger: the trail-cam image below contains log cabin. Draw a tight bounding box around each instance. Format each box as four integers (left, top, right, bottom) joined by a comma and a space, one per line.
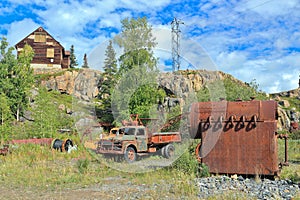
15, 27, 70, 69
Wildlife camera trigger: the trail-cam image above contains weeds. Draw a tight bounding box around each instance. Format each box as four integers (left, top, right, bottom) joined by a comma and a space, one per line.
0, 144, 200, 198
171, 142, 200, 177
76, 158, 89, 174
278, 139, 300, 184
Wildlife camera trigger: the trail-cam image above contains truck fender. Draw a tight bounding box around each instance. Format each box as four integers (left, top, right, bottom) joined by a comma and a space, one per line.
123, 143, 137, 152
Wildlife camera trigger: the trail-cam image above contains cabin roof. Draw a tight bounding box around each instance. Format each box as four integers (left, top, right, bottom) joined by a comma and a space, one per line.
15, 26, 64, 50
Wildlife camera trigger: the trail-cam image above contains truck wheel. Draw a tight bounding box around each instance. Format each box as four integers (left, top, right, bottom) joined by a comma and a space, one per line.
124, 147, 137, 163
160, 146, 166, 158
164, 144, 175, 159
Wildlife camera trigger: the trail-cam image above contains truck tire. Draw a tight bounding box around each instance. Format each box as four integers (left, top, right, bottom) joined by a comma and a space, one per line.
124, 146, 137, 163
161, 146, 166, 158
164, 144, 175, 159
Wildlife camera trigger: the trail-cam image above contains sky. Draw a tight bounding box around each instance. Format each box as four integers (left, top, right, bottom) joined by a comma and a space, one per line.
0, 0, 300, 93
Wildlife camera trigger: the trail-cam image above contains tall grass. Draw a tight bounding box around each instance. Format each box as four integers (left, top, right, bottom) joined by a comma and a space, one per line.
279, 139, 300, 183
0, 143, 200, 198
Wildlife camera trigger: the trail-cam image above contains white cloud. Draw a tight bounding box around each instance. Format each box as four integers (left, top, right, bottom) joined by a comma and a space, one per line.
239, 0, 300, 17
120, 0, 171, 11
216, 51, 248, 70
3, 0, 173, 66
2, 0, 300, 93
5, 18, 39, 47
215, 51, 300, 93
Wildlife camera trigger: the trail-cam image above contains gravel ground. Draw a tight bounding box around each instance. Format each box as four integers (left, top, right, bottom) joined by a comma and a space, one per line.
196, 175, 299, 200
0, 175, 298, 199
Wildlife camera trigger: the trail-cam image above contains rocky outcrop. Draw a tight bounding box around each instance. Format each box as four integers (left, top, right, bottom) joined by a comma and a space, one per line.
158, 70, 246, 99
274, 88, 300, 98
73, 70, 101, 101
38, 68, 101, 101
277, 107, 291, 131
271, 88, 300, 131
39, 69, 239, 102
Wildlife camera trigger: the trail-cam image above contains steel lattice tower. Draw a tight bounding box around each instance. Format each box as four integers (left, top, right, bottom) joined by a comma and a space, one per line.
171, 17, 184, 72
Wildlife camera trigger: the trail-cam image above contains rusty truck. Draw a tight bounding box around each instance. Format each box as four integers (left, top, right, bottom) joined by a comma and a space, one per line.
96, 123, 181, 162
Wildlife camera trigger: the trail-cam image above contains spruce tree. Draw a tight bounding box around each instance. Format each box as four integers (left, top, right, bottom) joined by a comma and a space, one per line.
69, 45, 78, 68
82, 53, 89, 68
99, 40, 117, 100
98, 40, 118, 123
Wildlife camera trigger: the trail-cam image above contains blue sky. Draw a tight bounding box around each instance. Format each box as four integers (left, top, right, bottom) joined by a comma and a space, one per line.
0, 0, 299, 93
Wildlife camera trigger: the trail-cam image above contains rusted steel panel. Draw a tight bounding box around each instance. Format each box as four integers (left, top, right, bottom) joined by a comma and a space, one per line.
200, 121, 278, 175
260, 100, 278, 121
227, 100, 260, 121
189, 100, 279, 175
150, 132, 181, 144
11, 138, 53, 146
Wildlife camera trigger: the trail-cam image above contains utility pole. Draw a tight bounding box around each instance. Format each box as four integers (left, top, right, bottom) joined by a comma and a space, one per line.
171, 17, 184, 72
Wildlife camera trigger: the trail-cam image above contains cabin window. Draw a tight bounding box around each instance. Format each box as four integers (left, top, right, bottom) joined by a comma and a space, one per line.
34, 32, 46, 42
46, 48, 54, 58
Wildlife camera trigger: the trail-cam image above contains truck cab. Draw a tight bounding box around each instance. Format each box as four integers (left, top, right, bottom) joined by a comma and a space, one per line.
119, 126, 148, 151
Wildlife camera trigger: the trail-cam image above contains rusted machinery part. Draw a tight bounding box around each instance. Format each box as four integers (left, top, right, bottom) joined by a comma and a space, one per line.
0, 145, 10, 156
277, 134, 289, 167
252, 115, 258, 127
11, 138, 53, 146
195, 142, 202, 162
189, 100, 280, 176
52, 138, 74, 152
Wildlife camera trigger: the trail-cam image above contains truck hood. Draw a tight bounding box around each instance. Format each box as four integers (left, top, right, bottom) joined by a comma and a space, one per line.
100, 135, 135, 143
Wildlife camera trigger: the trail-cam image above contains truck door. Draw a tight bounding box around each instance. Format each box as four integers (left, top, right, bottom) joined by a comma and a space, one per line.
136, 128, 147, 151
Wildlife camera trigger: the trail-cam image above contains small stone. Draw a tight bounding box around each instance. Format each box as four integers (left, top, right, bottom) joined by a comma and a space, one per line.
231, 174, 238, 180
284, 189, 289, 192
238, 175, 244, 181
229, 186, 236, 190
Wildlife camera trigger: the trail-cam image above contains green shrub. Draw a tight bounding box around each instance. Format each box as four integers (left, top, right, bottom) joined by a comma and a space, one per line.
289, 130, 300, 140
76, 158, 90, 174
199, 163, 210, 177
281, 164, 300, 184
197, 78, 267, 102
171, 142, 209, 177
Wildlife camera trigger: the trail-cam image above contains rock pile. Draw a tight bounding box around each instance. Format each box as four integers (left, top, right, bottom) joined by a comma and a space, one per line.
196, 176, 299, 199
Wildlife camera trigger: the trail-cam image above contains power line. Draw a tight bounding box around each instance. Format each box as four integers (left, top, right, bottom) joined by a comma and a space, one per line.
238, 0, 276, 13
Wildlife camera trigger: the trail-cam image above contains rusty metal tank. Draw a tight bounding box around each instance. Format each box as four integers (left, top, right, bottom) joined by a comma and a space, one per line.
188, 100, 281, 176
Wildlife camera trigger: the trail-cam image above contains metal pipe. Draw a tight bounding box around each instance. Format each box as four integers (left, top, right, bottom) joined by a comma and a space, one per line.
284, 136, 289, 166
277, 134, 289, 166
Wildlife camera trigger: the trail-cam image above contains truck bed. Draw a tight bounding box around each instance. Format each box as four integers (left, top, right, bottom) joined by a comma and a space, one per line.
149, 132, 181, 144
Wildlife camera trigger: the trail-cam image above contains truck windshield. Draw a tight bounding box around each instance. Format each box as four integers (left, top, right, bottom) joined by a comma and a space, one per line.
124, 128, 136, 135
